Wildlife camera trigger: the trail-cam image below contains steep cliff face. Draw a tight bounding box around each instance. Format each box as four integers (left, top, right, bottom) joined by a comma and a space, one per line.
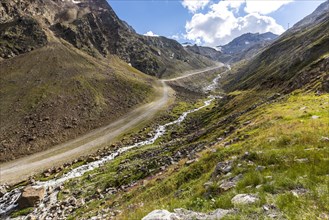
0, 0, 215, 77
0, 0, 50, 58
0, 17, 47, 58
50, 0, 215, 77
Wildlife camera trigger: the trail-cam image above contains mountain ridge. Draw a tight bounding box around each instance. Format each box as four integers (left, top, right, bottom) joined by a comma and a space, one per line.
185, 32, 278, 64
222, 4, 329, 93
219, 32, 278, 55
0, 0, 216, 77
288, 0, 329, 33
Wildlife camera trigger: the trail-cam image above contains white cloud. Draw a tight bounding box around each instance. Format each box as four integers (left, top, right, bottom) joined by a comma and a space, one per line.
169, 33, 187, 41
244, 0, 294, 15
170, 34, 180, 40
184, 0, 287, 46
144, 31, 159, 37
182, 0, 211, 13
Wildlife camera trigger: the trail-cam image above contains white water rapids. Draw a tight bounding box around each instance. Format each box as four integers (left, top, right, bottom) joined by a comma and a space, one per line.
0, 69, 225, 217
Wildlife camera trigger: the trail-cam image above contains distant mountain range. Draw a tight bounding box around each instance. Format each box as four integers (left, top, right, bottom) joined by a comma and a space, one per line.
184, 45, 222, 61
219, 32, 278, 55
223, 0, 329, 93
185, 32, 278, 63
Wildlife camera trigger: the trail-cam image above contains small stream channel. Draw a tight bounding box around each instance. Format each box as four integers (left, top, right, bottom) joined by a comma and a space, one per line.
0, 68, 227, 217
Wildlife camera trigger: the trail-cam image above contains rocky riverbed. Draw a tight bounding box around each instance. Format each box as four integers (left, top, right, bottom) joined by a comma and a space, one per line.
0, 70, 226, 219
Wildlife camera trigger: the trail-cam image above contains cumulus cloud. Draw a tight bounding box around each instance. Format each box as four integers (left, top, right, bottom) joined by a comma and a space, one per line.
169, 33, 187, 41
144, 31, 159, 37
182, 0, 211, 13
244, 0, 294, 15
170, 34, 180, 40
184, 0, 288, 46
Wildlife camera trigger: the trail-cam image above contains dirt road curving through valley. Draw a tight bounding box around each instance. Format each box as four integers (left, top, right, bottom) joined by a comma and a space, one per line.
0, 65, 223, 185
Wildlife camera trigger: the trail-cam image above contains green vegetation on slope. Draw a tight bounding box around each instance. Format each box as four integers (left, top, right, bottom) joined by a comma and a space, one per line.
55, 87, 328, 219
115, 92, 329, 219
222, 17, 329, 93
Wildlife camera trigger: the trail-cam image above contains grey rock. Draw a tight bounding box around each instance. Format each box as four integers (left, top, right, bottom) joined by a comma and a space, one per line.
175, 208, 232, 219
291, 188, 308, 197
185, 159, 196, 165
231, 174, 243, 182
67, 197, 77, 206
142, 208, 233, 220
319, 213, 329, 219
219, 181, 236, 191
262, 204, 284, 219
218, 173, 243, 191
295, 158, 309, 163
256, 165, 266, 171
242, 152, 250, 159
142, 210, 180, 220
203, 181, 214, 189
231, 194, 259, 205
213, 161, 232, 177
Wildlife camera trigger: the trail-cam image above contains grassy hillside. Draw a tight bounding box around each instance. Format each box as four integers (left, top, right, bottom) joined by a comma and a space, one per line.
0, 41, 156, 162
116, 92, 329, 219
45, 86, 328, 219
222, 17, 329, 93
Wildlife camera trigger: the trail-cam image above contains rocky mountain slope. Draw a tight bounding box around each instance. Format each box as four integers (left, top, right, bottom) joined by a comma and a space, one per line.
0, 0, 215, 78
219, 32, 278, 55
288, 0, 329, 33
186, 32, 278, 64
0, 41, 156, 162
185, 45, 222, 61
0, 0, 154, 162
0, 0, 217, 162
222, 6, 329, 93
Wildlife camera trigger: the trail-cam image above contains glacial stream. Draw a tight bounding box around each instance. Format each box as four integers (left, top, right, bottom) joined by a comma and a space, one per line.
0, 69, 225, 217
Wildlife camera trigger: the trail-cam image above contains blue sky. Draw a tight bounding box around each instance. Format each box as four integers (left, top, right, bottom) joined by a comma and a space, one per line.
109, 0, 325, 46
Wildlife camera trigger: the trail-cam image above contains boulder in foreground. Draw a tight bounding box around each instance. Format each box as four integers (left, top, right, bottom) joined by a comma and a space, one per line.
18, 186, 45, 209
142, 208, 232, 220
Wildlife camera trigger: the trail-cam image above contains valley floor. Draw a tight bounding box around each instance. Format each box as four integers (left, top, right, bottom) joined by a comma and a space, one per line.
0, 81, 172, 185
2, 67, 328, 220
0, 65, 221, 185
